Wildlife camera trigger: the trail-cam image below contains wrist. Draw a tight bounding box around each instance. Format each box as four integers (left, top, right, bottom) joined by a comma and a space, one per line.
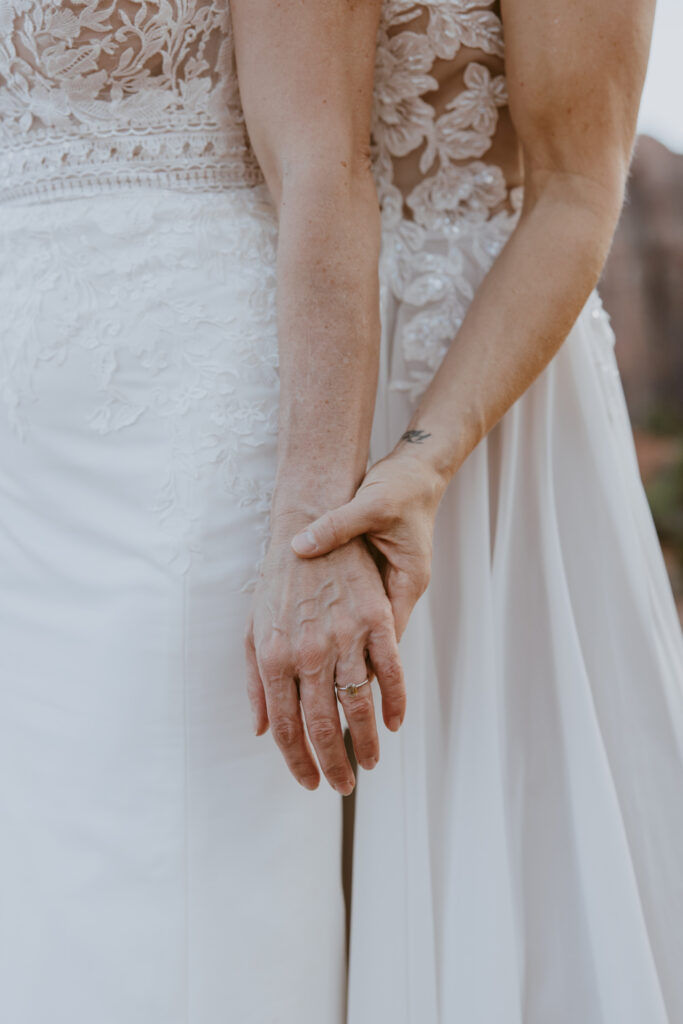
388, 446, 450, 510
269, 469, 363, 539
392, 427, 460, 494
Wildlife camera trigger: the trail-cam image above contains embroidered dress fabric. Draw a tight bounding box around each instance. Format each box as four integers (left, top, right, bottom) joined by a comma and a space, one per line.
0, 4, 346, 1023
0, 2, 682, 1023
0, 0, 264, 200
0, 188, 348, 1024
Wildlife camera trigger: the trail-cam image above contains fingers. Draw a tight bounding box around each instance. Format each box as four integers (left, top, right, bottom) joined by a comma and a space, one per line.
257, 640, 321, 791
244, 626, 269, 736
335, 649, 379, 772
290, 498, 372, 558
384, 565, 428, 641
298, 648, 355, 796
366, 620, 406, 733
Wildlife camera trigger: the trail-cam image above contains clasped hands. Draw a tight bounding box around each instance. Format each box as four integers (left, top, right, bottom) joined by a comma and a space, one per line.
244, 447, 447, 794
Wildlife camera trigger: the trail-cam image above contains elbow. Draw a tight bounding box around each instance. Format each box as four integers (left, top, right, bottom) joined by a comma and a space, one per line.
520, 155, 628, 262
520, 133, 631, 234
525, 161, 626, 224
260, 140, 376, 220
514, 157, 631, 289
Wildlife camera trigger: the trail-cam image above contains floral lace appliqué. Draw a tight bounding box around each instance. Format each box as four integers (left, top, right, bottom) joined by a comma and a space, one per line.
372, 1, 524, 399
0, 188, 280, 585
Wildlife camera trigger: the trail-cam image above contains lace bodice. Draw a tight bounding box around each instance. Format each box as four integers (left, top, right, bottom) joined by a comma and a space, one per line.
0, 0, 263, 201
369, 2, 525, 398
372, 1, 522, 232
0, 0, 522, 215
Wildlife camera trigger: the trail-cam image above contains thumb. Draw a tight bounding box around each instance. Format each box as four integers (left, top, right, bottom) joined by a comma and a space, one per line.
290, 498, 374, 557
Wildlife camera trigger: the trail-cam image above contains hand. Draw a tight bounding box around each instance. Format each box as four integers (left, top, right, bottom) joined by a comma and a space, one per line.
290, 451, 447, 640
245, 513, 406, 795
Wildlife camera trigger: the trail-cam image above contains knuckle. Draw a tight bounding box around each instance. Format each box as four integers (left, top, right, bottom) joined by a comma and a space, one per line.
342, 690, 374, 716
245, 672, 261, 698
296, 639, 327, 674
369, 633, 390, 659
336, 626, 364, 653
371, 599, 395, 629
271, 715, 301, 750
388, 695, 407, 719
307, 716, 340, 748
360, 599, 391, 635
290, 757, 314, 779
355, 741, 378, 763
326, 762, 351, 785
377, 613, 396, 638
258, 638, 292, 678
379, 657, 404, 688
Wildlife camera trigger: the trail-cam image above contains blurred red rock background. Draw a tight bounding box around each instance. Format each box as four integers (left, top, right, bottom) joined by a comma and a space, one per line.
600, 134, 683, 622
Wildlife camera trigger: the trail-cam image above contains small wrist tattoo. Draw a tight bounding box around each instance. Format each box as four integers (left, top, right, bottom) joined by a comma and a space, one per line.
400, 429, 432, 445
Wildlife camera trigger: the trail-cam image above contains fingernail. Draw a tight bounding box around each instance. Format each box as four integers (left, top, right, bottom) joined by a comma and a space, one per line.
362, 756, 378, 770
301, 775, 319, 791
388, 716, 402, 732
335, 779, 355, 796
291, 529, 317, 555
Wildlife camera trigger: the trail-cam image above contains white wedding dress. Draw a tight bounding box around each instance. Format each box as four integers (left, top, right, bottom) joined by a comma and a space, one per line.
0, 4, 345, 1023
0, 3, 682, 1024
350, 5, 683, 1024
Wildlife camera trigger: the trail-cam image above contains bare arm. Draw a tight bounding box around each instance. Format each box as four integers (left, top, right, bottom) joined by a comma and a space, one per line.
233, 0, 405, 795
291, 0, 656, 633
389, 0, 656, 481
232, 0, 382, 510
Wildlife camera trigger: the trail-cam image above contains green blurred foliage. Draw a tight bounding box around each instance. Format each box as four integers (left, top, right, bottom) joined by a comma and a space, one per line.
646, 439, 683, 562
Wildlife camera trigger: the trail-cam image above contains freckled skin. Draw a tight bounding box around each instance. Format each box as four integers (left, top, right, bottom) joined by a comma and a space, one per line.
232, 0, 398, 791
284, 0, 658, 669
234, 0, 656, 792
248, 527, 403, 794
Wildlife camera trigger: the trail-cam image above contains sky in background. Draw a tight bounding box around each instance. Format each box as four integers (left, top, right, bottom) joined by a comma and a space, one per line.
637, 0, 683, 152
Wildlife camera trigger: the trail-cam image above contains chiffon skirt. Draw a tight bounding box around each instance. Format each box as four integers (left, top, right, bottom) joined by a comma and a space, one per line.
349, 229, 683, 1023
0, 187, 346, 1024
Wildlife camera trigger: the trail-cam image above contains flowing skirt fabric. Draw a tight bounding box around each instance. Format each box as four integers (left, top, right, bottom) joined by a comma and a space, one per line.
0, 188, 346, 1024
348, 228, 683, 1023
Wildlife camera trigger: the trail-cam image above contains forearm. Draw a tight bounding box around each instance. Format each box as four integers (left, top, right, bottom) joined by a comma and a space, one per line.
396, 173, 624, 484
271, 168, 381, 527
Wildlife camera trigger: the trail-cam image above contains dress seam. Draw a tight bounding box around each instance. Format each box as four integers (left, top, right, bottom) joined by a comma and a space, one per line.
182, 572, 191, 1024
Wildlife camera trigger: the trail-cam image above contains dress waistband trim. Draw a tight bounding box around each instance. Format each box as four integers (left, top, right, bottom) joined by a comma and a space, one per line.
0, 125, 265, 204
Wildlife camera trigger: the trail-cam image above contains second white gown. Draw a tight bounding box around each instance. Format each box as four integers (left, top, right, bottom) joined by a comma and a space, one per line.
348, 5, 683, 1019
348, 233, 683, 1023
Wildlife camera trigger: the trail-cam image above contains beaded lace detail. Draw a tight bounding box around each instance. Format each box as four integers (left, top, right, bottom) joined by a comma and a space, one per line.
371, 1, 525, 397
0, 0, 263, 202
